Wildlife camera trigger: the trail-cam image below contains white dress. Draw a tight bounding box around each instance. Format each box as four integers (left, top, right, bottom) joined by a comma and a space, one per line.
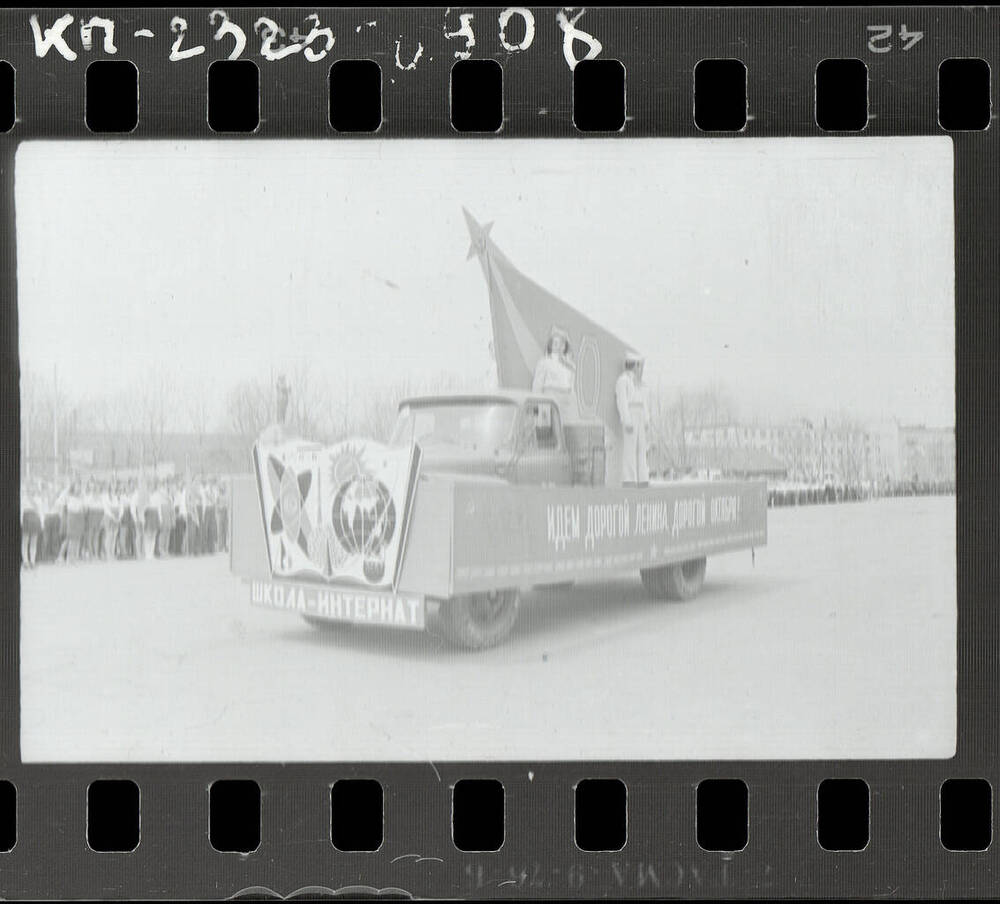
532, 354, 579, 420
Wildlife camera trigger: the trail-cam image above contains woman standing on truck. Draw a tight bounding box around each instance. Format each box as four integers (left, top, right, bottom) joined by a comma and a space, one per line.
532, 326, 579, 420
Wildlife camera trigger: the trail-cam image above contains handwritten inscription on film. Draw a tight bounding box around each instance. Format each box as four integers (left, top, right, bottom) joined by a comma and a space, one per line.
547, 493, 745, 553
28, 9, 604, 71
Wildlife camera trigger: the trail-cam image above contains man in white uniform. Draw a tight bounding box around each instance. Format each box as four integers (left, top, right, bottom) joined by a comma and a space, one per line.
615, 351, 649, 487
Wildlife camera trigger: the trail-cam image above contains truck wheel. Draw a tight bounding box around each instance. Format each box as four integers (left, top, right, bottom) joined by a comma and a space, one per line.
640, 557, 707, 601
438, 589, 520, 650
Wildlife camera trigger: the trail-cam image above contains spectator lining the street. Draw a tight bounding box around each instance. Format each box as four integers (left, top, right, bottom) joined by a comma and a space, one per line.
21, 474, 230, 567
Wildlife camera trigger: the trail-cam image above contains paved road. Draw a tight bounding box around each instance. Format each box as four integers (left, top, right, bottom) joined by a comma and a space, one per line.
21, 496, 955, 762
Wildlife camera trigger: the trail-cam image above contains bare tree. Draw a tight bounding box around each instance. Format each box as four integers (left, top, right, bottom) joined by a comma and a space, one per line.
351, 382, 408, 442
139, 376, 169, 473
226, 377, 272, 444
113, 389, 144, 471
20, 365, 38, 480
296, 370, 469, 444
188, 390, 213, 474
823, 408, 873, 485
20, 364, 68, 479
646, 382, 687, 474
684, 381, 739, 431
284, 360, 328, 440
223, 368, 479, 448
645, 381, 740, 474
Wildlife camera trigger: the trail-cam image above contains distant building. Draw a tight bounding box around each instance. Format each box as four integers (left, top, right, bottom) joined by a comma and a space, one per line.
679, 419, 954, 486
683, 420, 873, 483
25, 431, 251, 480
898, 425, 955, 484
683, 445, 788, 479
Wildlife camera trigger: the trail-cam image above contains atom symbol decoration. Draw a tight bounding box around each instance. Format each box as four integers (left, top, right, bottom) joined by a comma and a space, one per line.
266, 455, 314, 564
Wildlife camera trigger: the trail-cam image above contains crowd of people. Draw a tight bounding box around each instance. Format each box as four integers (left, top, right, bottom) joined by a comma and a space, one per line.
766, 476, 955, 508
19, 475, 230, 568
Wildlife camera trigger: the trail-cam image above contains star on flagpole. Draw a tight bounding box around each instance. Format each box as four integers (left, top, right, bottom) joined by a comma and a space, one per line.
462, 206, 494, 261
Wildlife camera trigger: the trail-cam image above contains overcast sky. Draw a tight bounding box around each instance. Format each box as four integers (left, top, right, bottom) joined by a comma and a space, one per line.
16, 137, 954, 430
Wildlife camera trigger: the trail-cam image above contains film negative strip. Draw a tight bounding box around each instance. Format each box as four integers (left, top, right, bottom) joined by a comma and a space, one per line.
0, 5, 994, 900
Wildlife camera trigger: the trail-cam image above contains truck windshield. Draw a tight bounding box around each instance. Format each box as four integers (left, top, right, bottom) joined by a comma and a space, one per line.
390, 402, 518, 450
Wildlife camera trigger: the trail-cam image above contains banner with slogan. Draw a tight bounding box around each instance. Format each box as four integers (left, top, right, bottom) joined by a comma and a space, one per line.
450, 480, 768, 592
252, 434, 422, 592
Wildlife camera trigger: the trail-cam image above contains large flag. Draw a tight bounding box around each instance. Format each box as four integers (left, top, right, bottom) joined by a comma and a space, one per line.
252, 435, 422, 591
463, 208, 640, 475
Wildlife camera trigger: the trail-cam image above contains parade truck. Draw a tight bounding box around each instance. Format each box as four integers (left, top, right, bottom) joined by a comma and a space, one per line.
229, 388, 767, 649
228, 211, 768, 649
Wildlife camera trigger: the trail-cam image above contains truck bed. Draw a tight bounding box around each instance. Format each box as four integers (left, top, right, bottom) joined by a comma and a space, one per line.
231, 473, 767, 598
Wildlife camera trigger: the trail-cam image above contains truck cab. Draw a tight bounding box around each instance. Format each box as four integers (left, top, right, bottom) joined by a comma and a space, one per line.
390, 391, 603, 487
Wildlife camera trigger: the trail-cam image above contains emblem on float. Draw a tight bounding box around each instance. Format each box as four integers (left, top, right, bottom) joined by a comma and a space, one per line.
253, 436, 421, 590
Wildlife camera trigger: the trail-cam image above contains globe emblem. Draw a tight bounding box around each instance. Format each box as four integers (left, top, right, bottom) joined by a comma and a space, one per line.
331, 474, 397, 583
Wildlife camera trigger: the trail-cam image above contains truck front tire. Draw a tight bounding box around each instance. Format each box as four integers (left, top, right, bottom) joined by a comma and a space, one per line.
437, 589, 520, 650
640, 557, 707, 601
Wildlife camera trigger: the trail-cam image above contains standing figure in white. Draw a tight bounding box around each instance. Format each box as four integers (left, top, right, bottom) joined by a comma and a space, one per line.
615, 351, 650, 487
532, 326, 578, 419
